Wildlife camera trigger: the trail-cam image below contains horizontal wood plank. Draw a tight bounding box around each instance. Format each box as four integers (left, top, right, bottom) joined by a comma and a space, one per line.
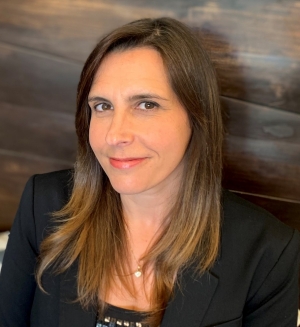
222, 97, 300, 143
0, 102, 77, 162
0, 43, 80, 114
0, 1, 174, 62
223, 97, 300, 201
186, 1, 300, 58
223, 148, 300, 202
212, 52, 300, 114
0, 1, 299, 112
0, 153, 72, 232
1, 0, 299, 60
224, 99, 300, 201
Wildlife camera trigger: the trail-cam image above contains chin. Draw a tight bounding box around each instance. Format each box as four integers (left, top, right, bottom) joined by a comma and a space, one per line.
109, 179, 148, 195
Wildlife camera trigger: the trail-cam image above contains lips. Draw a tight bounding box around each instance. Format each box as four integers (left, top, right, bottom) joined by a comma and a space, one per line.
109, 157, 146, 169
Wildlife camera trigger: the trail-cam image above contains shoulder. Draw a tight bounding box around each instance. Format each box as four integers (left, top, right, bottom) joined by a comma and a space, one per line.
0, 170, 73, 325
214, 190, 300, 325
31, 169, 73, 210
21, 169, 73, 246
219, 189, 300, 290
221, 189, 296, 246
32, 168, 73, 194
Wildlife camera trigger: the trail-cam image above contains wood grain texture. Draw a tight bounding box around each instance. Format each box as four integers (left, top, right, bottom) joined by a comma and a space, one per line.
0, 152, 72, 231
0, 0, 300, 233
186, 2, 300, 58
211, 51, 300, 114
0, 1, 175, 62
223, 137, 300, 201
0, 1, 299, 112
222, 97, 300, 201
1, 0, 299, 59
222, 96, 300, 143
0, 102, 77, 161
0, 42, 80, 114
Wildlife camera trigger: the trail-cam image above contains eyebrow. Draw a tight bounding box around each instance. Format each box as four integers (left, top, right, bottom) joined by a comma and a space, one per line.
88, 93, 168, 103
129, 93, 168, 102
88, 96, 109, 103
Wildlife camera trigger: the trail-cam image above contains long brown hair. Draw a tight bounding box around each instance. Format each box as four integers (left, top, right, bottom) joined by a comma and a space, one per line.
36, 17, 223, 326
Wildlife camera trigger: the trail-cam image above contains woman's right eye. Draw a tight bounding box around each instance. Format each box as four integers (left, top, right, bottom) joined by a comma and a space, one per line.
94, 103, 113, 111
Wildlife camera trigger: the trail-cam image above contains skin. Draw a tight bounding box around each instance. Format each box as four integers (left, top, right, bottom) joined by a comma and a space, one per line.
88, 47, 191, 310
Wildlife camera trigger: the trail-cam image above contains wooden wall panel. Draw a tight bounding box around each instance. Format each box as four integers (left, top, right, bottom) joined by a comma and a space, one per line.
223, 137, 300, 200
222, 97, 300, 201
0, 102, 76, 161
0, 39, 78, 231
0, 1, 299, 113
0, 0, 299, 234
211, 52, 300, 114
187, 2, 300, 58
222, 97, 300, 142
0, 42, 80, 114
0, 1, 174, 62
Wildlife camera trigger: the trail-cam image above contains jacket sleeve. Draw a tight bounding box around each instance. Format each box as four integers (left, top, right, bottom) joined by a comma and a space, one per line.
243, 229, 300, 327
0, 176, 38, 327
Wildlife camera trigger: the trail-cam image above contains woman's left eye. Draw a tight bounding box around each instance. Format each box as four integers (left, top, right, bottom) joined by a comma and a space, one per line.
137, 102, 158, 110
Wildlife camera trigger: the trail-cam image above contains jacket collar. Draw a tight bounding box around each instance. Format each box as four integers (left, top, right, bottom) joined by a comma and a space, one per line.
58, 263, 218, 327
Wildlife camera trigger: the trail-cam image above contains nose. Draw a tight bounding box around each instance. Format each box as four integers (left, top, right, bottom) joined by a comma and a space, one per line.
105, 110, 134, 146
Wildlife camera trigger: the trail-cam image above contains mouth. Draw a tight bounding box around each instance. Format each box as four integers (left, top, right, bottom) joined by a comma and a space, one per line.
109, 157, 147, 169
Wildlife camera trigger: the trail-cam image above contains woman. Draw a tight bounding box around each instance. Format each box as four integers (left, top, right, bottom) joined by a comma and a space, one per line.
0, 17, 299, 327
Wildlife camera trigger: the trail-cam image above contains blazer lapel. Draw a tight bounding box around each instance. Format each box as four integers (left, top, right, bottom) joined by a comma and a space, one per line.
59, 262, 97, 327
161, 268, 219, 327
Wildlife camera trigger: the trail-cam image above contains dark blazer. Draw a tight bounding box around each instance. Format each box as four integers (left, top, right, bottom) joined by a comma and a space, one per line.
0, 170, 299, 327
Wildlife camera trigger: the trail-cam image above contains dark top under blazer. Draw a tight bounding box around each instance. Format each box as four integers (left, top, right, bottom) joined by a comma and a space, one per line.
0, 170, 299, 327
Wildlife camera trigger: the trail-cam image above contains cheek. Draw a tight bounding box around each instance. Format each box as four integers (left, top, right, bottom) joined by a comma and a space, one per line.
88, 123, 96, 150
154, 126, 190, 162
164, 119, 191, 150
89, 120, 104, 152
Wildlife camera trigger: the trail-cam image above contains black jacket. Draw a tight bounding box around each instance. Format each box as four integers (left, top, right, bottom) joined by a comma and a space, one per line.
0, 169, 299, 327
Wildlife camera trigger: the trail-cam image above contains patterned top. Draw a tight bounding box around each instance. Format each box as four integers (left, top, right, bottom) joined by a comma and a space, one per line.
96, 304, 148, 327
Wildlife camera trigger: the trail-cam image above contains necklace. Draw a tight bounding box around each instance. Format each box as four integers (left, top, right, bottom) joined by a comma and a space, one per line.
126, 222, 162, 278
127, 240, 143, 278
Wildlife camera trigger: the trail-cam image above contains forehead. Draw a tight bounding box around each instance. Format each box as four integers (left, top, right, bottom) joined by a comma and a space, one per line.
90, 47, 172, 95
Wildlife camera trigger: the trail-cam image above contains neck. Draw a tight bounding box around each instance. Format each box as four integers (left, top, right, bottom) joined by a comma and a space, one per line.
120, 169, 182, 265
121, 194, 172, 264
120, 170, 182, 228
122, 195, 170, 224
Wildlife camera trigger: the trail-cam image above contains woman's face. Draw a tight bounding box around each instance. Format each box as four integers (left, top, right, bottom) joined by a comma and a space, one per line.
88, 47, 191, 196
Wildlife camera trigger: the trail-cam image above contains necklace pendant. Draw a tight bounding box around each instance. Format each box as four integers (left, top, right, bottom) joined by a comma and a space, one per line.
134, 266, 142, 278
135, 271, 142, 278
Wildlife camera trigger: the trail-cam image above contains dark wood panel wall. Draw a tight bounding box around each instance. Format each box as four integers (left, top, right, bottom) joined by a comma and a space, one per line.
0, 0, 299, 231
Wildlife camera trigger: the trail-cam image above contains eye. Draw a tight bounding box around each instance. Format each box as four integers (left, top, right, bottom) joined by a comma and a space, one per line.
94, 102, 113, 111
137, 101, 158, 110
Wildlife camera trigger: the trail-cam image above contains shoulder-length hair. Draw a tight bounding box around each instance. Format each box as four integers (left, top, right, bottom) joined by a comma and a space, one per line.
37, 17, 223, 327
